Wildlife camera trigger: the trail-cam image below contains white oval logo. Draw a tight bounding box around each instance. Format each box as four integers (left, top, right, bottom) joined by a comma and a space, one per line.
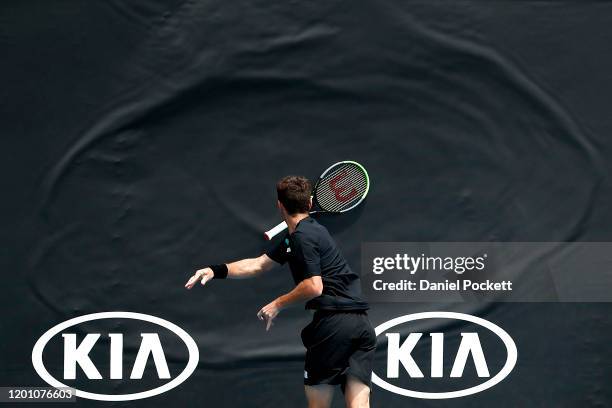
372, 312, 517, 399
32, 312, 199, 402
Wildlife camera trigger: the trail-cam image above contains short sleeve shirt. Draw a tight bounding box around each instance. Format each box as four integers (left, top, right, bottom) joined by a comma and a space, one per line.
266, 217, 368, 311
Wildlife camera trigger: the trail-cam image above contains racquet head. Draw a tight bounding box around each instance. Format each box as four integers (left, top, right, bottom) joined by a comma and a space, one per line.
263, 160, 369, 240
312, 160, 369, 213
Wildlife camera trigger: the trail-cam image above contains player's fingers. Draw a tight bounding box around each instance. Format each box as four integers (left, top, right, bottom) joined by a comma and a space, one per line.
186, 271, 202, 287
266, 317, 273, 331
257, 309, 264, 320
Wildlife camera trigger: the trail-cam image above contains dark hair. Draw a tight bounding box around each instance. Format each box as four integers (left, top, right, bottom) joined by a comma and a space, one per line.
276, 175, 312, 215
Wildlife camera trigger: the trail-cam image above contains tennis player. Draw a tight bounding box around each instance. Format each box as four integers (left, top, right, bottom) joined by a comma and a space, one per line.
184, 175, 376, 408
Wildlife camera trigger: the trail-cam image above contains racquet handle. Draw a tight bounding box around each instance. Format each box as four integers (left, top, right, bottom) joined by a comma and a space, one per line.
264, 221, 288, 240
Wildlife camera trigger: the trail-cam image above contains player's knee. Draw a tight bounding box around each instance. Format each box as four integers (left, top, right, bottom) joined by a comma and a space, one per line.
306, 396, 333, 408
308, 402, 332, 408
305, 385, 334, 408
346, 394, 369, 408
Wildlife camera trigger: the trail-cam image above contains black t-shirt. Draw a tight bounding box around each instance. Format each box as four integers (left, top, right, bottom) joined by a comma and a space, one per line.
266, 217, 369, 311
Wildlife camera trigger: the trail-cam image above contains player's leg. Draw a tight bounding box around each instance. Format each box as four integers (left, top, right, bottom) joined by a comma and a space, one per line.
343, 312, 376, 408
304, 384, 334, 408
302, 312, 339, 408
343, 375, 370, 408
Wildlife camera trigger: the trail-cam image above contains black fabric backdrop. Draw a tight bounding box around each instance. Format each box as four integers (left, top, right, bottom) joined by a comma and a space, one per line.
1, 1, 611, 407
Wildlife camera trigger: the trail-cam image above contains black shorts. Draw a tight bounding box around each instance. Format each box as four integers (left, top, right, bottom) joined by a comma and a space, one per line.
301, 310, 377, 389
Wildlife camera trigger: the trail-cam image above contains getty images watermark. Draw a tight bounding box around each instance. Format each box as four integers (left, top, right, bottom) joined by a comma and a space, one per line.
361, 242, 612, 302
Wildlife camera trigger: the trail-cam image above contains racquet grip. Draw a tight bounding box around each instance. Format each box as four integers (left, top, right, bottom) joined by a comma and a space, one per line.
264, 221, 288, 240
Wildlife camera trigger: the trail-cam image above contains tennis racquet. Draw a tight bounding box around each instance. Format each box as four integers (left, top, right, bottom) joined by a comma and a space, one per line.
264, 160, 370, 240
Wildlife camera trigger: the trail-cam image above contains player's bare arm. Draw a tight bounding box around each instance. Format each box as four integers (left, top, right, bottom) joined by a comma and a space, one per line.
257, 276, 323, 331
184, 254, 276, 289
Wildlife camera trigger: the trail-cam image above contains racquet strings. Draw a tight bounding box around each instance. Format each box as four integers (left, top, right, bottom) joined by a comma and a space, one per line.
315, 162, 368, 212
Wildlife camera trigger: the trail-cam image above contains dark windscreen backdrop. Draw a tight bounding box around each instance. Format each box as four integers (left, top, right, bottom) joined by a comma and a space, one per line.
1, 1, 611, 407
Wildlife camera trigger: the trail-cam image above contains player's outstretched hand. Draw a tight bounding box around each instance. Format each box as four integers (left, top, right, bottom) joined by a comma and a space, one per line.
184, 268, 214, 289
257, 300, 280, 331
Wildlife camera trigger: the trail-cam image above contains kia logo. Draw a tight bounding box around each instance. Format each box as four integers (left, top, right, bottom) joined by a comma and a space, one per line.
31, 312, 199, 401
372, 312, 517, 399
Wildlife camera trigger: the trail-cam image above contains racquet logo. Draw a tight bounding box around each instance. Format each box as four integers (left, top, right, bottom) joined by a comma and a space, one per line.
328, 169, 359, 203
